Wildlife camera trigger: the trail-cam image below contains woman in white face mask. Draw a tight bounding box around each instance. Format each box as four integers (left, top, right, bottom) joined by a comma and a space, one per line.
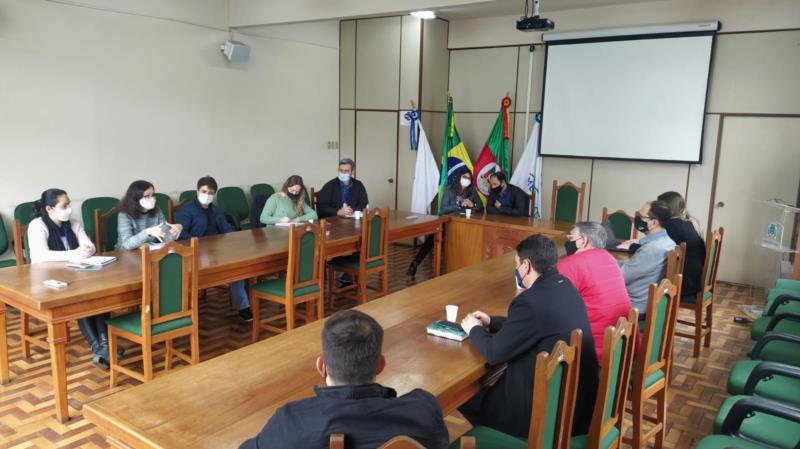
116, 180, 182, 250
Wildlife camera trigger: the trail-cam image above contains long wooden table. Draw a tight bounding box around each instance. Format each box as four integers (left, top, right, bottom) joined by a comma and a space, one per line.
84, 250, 540, 449
0, 212, 446, 422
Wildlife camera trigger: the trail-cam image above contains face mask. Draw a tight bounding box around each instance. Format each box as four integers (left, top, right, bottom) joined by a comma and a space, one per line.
491, 185, 503, 195
634, 215, 649, 233
198, 193, 214, 206
514, 263, 527, 290
460, 177, 471, 188
53, 206, 72, 223
287, 191, 301, 200
565, 239, 579, 256
139, 197, 156, 211
338, 173, 351, 183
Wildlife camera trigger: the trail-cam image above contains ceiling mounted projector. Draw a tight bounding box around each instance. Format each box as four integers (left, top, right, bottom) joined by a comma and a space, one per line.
220, 40, 250, 62
517, 0, 554, 32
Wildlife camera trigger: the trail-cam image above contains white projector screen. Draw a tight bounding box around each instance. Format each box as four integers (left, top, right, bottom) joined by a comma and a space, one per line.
539, 33, 714, 163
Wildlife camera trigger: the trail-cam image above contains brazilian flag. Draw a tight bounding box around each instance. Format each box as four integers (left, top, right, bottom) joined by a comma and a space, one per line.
437, 96, 474, 213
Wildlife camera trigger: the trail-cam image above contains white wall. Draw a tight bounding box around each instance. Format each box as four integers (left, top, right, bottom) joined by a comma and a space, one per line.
0, 0, 339, 262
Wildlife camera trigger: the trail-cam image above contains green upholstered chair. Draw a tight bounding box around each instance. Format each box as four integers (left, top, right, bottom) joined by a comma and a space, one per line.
727, 361, 800, 404
13, 201, 36, 227
694, 397, 800, 449
108, 238, 200, 385
0, 215, 15, 268
550, 180, 585, 224
154, 193, 173, 222
626, 277, 681, 449
328, 207, 389, 306
250, 183, 275, 202
179, 190, 197, 203
714, 396, 800, 448
602, 208, 636, 241
217, 186, 250, 230
677, 227, 724, 358
751, 294, 800, 340
81, 197, 120, 252
571, 309, 638, 449
449, 329, 584, 449
251, 222, 325, 339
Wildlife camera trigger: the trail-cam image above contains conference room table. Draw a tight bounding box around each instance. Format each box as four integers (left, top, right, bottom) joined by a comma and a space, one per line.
0, 212, 446, 423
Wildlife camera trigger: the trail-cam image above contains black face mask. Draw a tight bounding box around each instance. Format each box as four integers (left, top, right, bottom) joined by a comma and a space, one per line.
491, 185, 504, 195
288, 192, 302, 200
634, 215, 649, 233
565, 239, 579, 256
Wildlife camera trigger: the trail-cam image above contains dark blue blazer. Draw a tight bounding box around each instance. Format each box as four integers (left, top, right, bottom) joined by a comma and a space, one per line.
175, 199, 232, 241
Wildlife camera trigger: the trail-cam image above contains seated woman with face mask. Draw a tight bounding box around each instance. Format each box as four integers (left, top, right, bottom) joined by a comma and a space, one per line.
116, 180, 182, 250
260, 175, 318, 226
27, 188, 119, 369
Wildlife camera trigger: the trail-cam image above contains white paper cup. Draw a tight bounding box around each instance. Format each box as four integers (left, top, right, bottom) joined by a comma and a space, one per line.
353, 211, 363, 219
465, 209, 472, 218
446, 305, 458, 323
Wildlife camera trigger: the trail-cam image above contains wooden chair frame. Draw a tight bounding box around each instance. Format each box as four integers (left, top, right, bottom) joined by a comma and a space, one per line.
169, 199, 188, 223
328, 207, 389, 307
601, 207, 638, 240
251, 222, 326, 340
13, 219, 47, 358
676, 228, 724, 358
329, 434, 475, 449
626, 277, 681, 449
550, 180, 586, 224
109, 238, 200, 385
582, 310, 638, 449
664, 243, 686, 382
309, 187, 319, 210
93, 203, 122, 253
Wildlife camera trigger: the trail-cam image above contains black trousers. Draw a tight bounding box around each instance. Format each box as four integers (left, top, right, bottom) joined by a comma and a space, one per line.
412, 236, 435, 266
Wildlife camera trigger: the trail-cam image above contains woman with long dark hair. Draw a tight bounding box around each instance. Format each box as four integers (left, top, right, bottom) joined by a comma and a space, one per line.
27, 188, 118, 369
259, 175, 318, 225
116, 180, 181, 250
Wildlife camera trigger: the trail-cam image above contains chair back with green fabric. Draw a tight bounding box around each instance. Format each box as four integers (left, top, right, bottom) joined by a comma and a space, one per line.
701, 228, 724, 301
92, 202, 122, 253
582, 310, 638, 449
285, 222, 325, 299
361, 207, 389, 266
141, 238, 199, 334
217, 187, 249, 227
12, 220, 30, 265
550, 180, 586, 224
81, 197, 119, 250
13, 201, 36, 227
154, 193, 173, 222
665, 243, 686, 296
250, 183, 275, 202
0, 214, 10, 259
602, 208, 636, 241
179, 190, 197, 202
527, 329, 583, 449
634, 277, 680, 391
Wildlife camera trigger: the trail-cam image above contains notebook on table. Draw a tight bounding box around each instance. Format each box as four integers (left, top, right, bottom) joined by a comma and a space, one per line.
68, 256, 117, 267
426, 320, 468, 342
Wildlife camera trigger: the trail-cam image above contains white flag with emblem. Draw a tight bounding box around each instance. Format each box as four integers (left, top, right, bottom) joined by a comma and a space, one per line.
510, 120, 543, 218
410, 122, 440, 215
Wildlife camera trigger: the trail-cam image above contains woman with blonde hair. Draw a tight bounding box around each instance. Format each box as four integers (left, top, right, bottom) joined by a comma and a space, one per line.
657, 191, 706, 298
259, 175, 318, 225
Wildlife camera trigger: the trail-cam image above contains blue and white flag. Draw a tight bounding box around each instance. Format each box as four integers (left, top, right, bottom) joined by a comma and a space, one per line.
510, 119, 543, 218
410, 121, 440, 215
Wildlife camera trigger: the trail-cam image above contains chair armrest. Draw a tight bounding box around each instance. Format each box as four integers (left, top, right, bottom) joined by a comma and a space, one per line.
765, 312, 800, 333
224, 213, 242, 231
329, 433, 344, 449
720, 396, 800, 438
767, 294, 800, 316
744, 361, 800, 395
751, 332, 800, 360
460, 436, 476, 449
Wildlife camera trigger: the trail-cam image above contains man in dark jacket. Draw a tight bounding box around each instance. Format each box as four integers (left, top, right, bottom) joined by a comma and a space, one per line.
316, 158, 369, 219
239, 310, 449, 449
459, 234, 599, 438
175, 176, 253, 322
486, 172, 529, 216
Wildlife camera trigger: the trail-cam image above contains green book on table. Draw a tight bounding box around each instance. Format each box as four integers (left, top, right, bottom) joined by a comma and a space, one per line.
426, 320, 468, 342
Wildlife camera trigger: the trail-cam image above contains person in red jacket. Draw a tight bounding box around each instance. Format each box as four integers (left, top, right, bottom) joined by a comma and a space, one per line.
558, 221, 632, 362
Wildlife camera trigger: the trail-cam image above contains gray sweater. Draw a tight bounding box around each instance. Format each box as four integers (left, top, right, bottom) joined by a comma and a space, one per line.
619, 230, 676, 315
116, 210, 172, 250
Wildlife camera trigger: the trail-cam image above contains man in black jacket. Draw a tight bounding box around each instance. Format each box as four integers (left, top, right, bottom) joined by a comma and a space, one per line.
316, 158, 370, 218
239, 310, 449, 449
486, 172, 529, 216
459, 234, 599, 439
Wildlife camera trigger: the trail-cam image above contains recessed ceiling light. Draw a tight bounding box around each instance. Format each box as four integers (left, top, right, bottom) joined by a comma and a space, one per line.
410, 10, 436, 19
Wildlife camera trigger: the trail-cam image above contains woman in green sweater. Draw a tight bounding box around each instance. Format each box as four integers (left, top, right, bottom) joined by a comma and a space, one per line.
260, 175, 318, 225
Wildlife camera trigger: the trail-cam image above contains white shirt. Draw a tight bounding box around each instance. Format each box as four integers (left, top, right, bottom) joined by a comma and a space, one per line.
27, 217, 96, 264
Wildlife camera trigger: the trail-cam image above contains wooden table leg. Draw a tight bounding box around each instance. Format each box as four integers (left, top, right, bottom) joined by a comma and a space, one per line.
433, 225, 443, 278
0, 302, 9, 384
48, 322, 70, 422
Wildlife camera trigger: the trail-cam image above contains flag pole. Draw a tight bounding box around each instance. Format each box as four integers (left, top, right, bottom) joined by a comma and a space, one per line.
524, 45, 535, 145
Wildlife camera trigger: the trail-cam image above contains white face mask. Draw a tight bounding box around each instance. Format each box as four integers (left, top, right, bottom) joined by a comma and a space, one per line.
198, 193, 214, 206
52, 206, 72, 223
139, 197, 156, 211
460, 177, 472, 188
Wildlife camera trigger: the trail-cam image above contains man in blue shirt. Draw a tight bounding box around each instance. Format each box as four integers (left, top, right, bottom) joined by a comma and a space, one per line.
239, 310, 449, 449
175, 176, 253, 322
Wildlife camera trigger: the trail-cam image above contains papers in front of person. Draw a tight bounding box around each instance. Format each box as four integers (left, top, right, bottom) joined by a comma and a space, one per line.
148, 242, 167, 251
426, 320, 468, 342
615, 241, 633, 250
275, 222, 306, 227
68, 256, 117, 268
405, 215, 421, 220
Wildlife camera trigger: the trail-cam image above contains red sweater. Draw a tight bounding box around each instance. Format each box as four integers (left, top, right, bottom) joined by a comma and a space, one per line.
558, 248, 632, 362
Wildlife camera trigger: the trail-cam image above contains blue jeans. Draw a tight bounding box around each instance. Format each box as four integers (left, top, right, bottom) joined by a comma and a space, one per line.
229, 280, 250, 311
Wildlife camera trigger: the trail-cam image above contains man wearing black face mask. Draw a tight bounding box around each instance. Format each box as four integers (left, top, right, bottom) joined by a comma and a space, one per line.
618, 201, 676, 317
486, 172, 529, 217
458, 235, 598, 439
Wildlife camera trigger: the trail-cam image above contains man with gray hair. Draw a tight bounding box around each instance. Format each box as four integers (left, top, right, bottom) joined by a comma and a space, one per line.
316, 158, 370, 219
557, 221, 632, 361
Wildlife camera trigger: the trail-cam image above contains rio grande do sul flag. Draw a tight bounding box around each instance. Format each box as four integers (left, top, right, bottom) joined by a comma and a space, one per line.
474, 96, 512, 204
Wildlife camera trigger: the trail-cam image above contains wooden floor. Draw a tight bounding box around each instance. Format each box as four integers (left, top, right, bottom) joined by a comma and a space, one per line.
0, 244, 762, 449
